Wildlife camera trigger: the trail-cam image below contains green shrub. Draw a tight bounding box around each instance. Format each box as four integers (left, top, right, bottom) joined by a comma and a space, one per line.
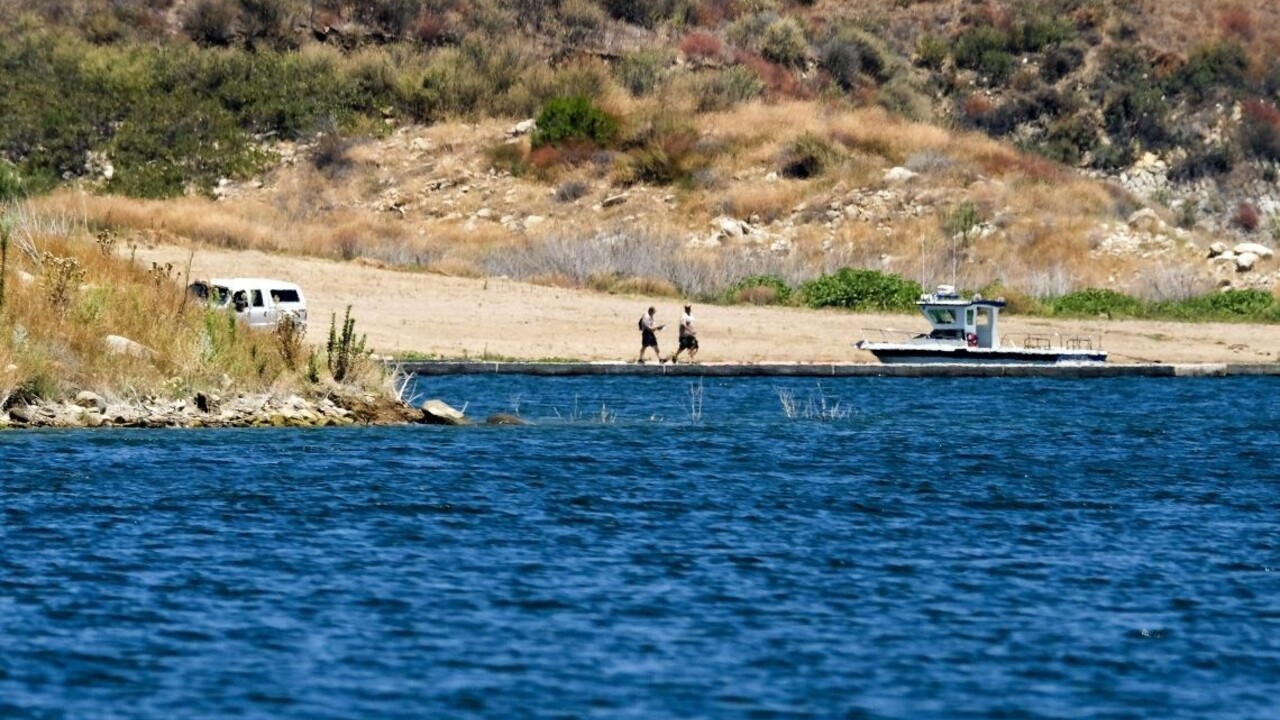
600, 0, 693, 29
0, 161, 26, 202
800, 268, 922, 311
615, 48, 672, 96
761, 17, 808, 68
1103, 86, 1172, 148
532, 95, 619, 148
182, 0, 237, 47
1156, 289, 1280, 322
1040, 43, 1085, 83
1039, 113, 1098, 165
953, 27, 1015, 85
725, 275, 793, 305
818, 25, 896, 89
1174, 41, 1249, 100
1045, 288, 1145, 318
327, 305, 369, 383
1010, 16, 1075, 53
692, 65, 765, 112
1169, 144, 1235, 181
916, 34, 948, 71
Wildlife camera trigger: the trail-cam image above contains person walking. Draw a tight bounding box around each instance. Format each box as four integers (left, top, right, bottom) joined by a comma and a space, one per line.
637, 306, 665, 363
671, 304, 698, 363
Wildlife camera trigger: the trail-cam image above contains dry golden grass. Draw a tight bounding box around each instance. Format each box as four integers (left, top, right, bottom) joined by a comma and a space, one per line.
716, 182, 808, 223
21, 94, 1219, 312
0, 204, 403, 403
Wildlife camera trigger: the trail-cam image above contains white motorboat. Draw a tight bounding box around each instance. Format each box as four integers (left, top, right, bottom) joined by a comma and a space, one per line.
855, 286, 1107, 364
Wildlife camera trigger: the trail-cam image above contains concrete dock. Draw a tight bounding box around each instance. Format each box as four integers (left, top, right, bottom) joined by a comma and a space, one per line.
396, 361, 1280, 378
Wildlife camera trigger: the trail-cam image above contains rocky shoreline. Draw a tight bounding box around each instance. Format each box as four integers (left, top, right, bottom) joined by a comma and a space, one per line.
0, 391, 487, 430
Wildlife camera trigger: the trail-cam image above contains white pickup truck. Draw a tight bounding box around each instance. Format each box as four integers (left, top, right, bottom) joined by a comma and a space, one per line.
188, 277, 308, 330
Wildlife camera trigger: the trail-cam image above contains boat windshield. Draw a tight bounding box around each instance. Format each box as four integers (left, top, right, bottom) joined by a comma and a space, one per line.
926, 308, 957, 324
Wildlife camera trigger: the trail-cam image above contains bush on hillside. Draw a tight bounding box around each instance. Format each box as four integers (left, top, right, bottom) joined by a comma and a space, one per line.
0, 161, 26, 202
1168, 144, 1235, 182
183, 0, 238, 46
800, 269, 922, 312
1040, 43, 1085, 83
953, 27, 1015, 85
600, 0, 692, 29
1103, 86, 1172, 148
559, 0, 608, 46
1039, 113, 1097, 165
1155, 289, 1280, 322
818, 25, 896, 90
680, 31, 723, 61
614, 48, 672, 96
1241, 100, 1280, 162
691, 65, 765, 112
532, 96, 618, 148
1045, 288, 1145, 318
1173, 41, 1249, 101
916, 34, 948, 71
724, 275, 793, 305
761, 17, 808, 68
779, 133, 840, 179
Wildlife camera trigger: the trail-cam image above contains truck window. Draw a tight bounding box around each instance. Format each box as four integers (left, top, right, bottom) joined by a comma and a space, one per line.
251, 289, 264, 308
270, 288, 301, 303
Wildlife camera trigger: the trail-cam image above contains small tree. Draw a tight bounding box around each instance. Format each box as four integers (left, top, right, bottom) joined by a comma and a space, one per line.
942, 202, 982, 286
326, 306, 368, 383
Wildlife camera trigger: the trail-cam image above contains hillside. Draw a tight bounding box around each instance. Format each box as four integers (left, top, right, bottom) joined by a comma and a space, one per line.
2, 1, 1278, 296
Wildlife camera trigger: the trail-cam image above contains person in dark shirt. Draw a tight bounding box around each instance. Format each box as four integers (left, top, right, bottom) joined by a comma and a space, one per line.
637, 306, 665, 363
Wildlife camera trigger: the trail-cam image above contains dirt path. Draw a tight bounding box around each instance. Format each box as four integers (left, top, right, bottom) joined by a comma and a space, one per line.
135, 244, 1280, 365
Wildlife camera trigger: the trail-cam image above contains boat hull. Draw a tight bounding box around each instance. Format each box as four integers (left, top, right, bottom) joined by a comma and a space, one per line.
857, 343, 1107, 365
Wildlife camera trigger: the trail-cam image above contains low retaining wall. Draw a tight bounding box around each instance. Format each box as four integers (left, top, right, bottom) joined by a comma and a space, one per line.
394, 361, 1280, 378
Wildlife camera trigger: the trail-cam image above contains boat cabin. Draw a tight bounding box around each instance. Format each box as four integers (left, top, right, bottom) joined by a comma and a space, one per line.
916, 285, 1006, 349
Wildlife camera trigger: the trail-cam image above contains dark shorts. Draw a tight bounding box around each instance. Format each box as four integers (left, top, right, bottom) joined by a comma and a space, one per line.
679, 335, 698, 351
642, 329, 658, 348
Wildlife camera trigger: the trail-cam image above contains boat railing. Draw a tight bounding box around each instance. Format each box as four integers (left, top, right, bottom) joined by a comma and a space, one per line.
1001, 333, 1105, 351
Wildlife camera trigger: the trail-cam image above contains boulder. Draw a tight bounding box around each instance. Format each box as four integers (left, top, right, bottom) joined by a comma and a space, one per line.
1127, 208, 1163, 233
714, 216, 745, 237
1233, 242, 1274, 259
1208, 241, 1228, 258
420, 399, 471, 426
74, 391, 107, 413
104, 335, 154, 358
508, 119, 536, 136
884, 167, 919, 184
8, 404, 35, 424
1235, 252, 1259, 272
601, 193, 629, 208
486, 413, 529, 426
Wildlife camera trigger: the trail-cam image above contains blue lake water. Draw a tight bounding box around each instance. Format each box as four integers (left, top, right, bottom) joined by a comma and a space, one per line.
2, 375, 1279, 719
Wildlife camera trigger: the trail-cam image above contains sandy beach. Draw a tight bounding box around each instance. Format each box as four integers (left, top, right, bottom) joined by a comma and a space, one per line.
134, 244, 1280, 365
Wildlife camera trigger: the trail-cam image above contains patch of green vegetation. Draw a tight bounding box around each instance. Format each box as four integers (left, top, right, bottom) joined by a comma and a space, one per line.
1043, 288, 1146, 318
1041, 288, 1280, 323
800, 268, 922, 312
724, 275, 794, 305
532, 95, 619, 148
